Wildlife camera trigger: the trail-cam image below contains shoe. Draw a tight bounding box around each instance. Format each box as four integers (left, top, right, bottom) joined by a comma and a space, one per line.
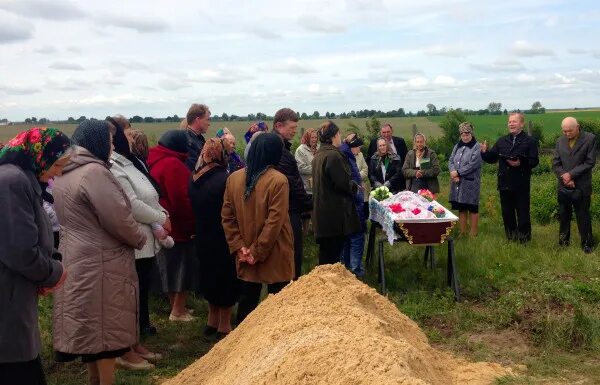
583, 246, 593, 254
141, 325, 157, 336
169, 312, 196, 322
138, 352, 163, 362
203, 325, 217, 337
115, 357, 155, 370
216, 331, 229, 341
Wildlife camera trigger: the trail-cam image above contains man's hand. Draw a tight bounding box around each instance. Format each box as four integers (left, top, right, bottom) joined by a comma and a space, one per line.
415, 170, 423, 178
38, 265, 67, 296
561, 172, 572, 185
506, 158, 521, 167
480, 140, 488, 153
566, 180, 576, 188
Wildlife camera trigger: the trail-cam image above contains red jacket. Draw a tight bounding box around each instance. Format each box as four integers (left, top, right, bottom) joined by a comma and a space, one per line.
148, 145, 195, 242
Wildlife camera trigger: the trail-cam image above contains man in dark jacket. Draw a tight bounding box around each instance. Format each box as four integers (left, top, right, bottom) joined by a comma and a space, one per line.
552, 117, 596, 253
481, 112, 539, 242
367, 123, 407, 177
273, 108, 313, 279
185, 103, 211, 171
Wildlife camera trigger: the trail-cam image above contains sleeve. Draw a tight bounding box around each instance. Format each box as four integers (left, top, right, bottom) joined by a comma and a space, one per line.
569, 135, 597, 178
82, 169, 147, 250
221, 177, 245, 254
402, 152, 418, 178
457, 145, 483, 177
160, 160, 195, 231
481, 142, 499, 164
357, 153, 368, 181
326, 155, 355, 197
387, 159, 404, 189
0, 175, 62, 286
421, 151, 440, 177
279, 153, 312, 212
396, 138, 408, 164
114, 170, 167, 225
448, 145, 458, 173
249, 178, 290, 261
523, 137, 539, 170
366, 141, 376, 167
295, 147, 312, 176
43, 200, 60, 230
552, 140, 565, 178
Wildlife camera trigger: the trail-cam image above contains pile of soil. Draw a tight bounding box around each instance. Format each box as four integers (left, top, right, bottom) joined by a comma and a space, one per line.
164, 264, 509, 385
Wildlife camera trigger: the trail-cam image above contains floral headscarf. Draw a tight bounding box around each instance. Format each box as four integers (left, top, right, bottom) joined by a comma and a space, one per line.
193, 138, 229, 181
0, 127, 71, 177
244, 121, 269, 144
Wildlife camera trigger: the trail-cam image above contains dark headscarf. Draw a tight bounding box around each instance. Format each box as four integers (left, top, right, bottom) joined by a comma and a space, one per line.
245, 133, 283, 199
193, 138, 229, 181
108, 117, 162, 196
72, 120, 113, 163
0, 127, 71, 177
158, 130, 188, 153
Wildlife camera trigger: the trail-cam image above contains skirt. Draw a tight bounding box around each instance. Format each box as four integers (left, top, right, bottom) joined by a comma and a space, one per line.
156, 241, 198, 293
450, 201, 479, 213
54, 348, 129, 363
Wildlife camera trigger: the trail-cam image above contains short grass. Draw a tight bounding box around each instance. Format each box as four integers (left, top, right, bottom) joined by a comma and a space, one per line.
39, 170, 600, 385
428, 111, 600, 142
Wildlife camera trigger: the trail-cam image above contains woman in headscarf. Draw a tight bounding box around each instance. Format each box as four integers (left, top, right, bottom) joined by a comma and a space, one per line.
189, 138, 240, 340
402, 133, 441, 195
52, 120, 147, 385
222, 133, 293, 324
312, 121, 361, 265
147, 130, 196, 322
295, 128, 318, 194
449, 122, 482, 236
0, 127, 71, 385
368, 137, 404, 194
107, 116, 165, 370
216, 128, 246, 173
243, 121, 269, 159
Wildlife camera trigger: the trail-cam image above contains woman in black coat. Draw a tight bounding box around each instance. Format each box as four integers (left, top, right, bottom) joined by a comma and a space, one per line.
189, 138, 240, 339
368, 137, 404, 194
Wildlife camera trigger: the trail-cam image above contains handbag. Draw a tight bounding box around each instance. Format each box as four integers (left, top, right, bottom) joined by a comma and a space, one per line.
558, 186, 582, 204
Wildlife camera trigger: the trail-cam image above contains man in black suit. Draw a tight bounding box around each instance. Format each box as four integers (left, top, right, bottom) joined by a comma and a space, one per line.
367, 123, 408, 164
552, 117, 596, 253
481, 112, 539, 242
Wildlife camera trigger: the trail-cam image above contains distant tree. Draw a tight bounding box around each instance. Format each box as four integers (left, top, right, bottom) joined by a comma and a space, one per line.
439, 109, 467, 147
487, 102, 502, 114
416, 110, 427, 117
365, 116, 381, 140
25, 118, 32, 123
130, 115, 143, 123
173, 114, 179, 121
39, 118, 49, 124
426, 103, 438, 115
67, 117, 75, 123
230, 114, 239, 121
300, 112, 308, 120
76, 116, 86, 122
503, 109, 508, 115
397, 108, 406, 117
256, 112, 267, 120
247, 113, 256, 121
312, 111, 320, 119
439, 107, 448, 114
221, 113, 229, 121
144, 117, 155, 123
530, 101, 545, 114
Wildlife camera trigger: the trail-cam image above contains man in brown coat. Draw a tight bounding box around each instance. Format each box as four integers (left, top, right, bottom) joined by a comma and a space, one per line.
222, 133, 293, 324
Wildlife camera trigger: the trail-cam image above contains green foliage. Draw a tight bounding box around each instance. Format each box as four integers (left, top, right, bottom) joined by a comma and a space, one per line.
529, 121, 544, 144
439, 110, 467, 145
365, 116, 381, 140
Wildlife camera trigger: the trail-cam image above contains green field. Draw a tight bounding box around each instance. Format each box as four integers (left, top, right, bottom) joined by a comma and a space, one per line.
428, 111, 600, 142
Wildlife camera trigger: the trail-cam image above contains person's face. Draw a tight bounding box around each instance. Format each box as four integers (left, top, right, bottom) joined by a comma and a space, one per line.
332, 132, 342, 147
460, 131, 472, 143
309, 132, 318, 147
195, 113, 211, 134
350, 146, 361, 155
109, 132, 114, 157
377, 139, 387, 155
562, 123, 579, 139
380, 126, 393, 141
508, 115, 524, 135
39, 154, 71, 183
415, 136, 425, 151
276, 120, 298, 141
224, 135, 236, 154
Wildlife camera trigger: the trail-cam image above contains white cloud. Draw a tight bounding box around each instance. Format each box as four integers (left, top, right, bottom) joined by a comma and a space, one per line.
0, 84, 39, 95
297, 14, 346, 33
544, 15, 558, 27
423, 45, 468, 58
264, 57, 317, 74
511, 40, 554, 57
96, 14, 169, 33
0, 0, 86, 20
471, 59, 526, 72
433, 75, 457, 87
49, 62, 85, 71
0, 14, 34, 43
189, 68, 254, 84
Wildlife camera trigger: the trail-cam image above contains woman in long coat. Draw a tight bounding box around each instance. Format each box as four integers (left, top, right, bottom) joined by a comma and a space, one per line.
0, 127, 71, 385
190, 138, 240, 339
402, 133, 441, 195
52, 120, 146, 385
448, 122, 482, 236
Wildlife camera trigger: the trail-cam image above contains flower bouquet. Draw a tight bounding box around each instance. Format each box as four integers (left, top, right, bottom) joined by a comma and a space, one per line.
370, 186, 392, 201
418, 189, 435, 202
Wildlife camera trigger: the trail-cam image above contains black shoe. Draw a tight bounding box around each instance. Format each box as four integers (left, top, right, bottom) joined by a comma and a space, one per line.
141, 325, 157, 336
559, 240, 570, 247
583, 245, 593, 254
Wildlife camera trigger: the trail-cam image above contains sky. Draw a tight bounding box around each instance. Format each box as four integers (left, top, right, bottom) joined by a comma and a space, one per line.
0, 0, 599, 121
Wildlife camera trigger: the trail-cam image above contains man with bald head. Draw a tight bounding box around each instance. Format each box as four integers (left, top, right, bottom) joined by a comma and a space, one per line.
552, 117, 596, 253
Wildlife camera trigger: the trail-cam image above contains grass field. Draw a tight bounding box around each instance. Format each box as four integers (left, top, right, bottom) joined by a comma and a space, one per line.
39, 169, 600, 385
428, 111, 600, 142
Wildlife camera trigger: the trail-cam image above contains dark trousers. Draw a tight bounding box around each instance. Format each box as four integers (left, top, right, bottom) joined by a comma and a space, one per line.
499, 189, 531, 242
289, 211, 303, 279
318, 236, 346, 265
559, 195, 593, 248
0, 356, 46, 385
236, 280, 288, 324
136, 258, 155, 331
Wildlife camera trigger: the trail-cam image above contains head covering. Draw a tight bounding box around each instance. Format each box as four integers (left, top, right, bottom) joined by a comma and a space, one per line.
158, 130, 188, 153
215, 127, 232, 139
244, 121, 268, 144
345, 133, 364, 148
193, 138, 229, 181
459, 122, 474, 134
245, 133, 283, 199
72, 120, 113, 162
318, 121, 339, 144
0, 127, 71, 177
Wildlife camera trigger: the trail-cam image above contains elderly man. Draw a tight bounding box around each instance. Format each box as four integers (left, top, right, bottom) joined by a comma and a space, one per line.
552, 117, 596, 253
367, 123, 408, 162
184, 103, 211, 171
481, 112, 539, 242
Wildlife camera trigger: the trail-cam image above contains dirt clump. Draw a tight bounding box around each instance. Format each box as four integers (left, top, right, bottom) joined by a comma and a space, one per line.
163, 264, 510, 385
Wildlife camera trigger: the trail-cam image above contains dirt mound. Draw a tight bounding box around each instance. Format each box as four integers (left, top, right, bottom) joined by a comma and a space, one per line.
163, 264, 509, 385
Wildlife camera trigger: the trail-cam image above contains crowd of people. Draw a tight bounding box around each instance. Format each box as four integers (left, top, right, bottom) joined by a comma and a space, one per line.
0, 104, 595, 385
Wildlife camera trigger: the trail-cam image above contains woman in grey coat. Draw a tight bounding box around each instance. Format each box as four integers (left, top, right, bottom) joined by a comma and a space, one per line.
448, 122, 482, 236
0, 127, 71, 385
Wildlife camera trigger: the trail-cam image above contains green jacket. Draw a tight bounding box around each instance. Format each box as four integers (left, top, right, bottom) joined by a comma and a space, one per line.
311, 144, 361, 239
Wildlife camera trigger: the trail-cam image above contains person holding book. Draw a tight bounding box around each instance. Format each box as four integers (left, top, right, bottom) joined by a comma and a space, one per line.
481, 112, 539, 242
402, 133, 440, 195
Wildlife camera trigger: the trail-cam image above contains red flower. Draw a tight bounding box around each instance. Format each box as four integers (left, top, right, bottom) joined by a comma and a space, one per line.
29, 129, 42, 143
411, 208, 421, 215
388, 203, 405, 213
7, 131, 28, 147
